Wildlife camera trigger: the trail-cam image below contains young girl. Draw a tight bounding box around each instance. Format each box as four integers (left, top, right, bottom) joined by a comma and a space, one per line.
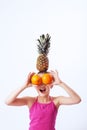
5, 70, 81, 130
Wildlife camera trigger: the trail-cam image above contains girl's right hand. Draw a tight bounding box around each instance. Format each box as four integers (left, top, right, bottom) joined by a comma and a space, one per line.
25, 72, 35, 88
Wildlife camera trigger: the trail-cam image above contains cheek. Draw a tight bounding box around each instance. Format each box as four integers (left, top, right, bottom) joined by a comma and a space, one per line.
34, 85, 42, 92
46, 86, 50, 91
34, 85, 39, 90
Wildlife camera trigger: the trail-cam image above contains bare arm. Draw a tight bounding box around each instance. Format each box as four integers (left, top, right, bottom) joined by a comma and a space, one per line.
51, 70, 81, 105
5, 72, 35, 106
58, 82, 81, 105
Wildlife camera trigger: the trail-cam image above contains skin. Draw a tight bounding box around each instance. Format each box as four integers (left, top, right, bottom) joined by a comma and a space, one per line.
5, 70, 81, 109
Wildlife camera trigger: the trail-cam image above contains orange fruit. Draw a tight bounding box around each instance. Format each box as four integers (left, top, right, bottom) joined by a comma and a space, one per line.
42, 73, 53, 84
31, 74, 42, 85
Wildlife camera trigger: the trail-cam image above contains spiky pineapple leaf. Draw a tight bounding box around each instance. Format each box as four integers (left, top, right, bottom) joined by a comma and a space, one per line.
37, 34, 51, 55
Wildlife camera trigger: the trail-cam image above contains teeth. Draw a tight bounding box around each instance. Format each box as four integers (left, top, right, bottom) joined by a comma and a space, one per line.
40, 88, 45, 90
41, 88, 45, 90
39, 88, 46, 92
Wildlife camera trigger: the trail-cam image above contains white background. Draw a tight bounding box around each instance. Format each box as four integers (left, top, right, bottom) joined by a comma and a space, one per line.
0, 0, 87, 130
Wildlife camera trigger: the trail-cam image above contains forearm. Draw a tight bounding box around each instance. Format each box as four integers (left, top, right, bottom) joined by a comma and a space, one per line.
5, 84, 30, 105
52, 70, 81, 105
59, 82, 81, 101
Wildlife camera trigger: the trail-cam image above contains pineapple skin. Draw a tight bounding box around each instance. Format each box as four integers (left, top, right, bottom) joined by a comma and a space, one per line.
36, 54, 49, 72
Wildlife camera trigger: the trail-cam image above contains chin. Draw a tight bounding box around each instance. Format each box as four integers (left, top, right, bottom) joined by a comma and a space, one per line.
39, 92, 49, 97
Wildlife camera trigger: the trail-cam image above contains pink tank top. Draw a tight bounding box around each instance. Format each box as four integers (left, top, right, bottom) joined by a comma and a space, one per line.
29, 97, 58, 130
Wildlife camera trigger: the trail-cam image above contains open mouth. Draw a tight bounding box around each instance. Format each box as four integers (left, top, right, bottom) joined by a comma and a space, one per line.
39, 88, 46, 93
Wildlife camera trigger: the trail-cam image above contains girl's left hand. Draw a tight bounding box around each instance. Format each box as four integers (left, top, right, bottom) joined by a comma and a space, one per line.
50, 70, 62, 85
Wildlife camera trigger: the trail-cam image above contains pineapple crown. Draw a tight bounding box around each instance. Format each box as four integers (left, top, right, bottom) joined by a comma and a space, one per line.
37, 34, 51, 55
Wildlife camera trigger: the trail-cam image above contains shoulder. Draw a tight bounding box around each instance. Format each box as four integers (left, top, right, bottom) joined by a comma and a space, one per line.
26, 96, 37, 108
51, 96, 61, 108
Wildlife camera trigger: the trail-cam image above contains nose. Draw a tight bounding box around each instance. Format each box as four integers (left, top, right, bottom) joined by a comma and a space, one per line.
40, 84, 46, 87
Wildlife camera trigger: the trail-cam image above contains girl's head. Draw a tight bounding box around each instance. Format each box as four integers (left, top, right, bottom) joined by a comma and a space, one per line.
32, 72, 53, 97
34, 84, 52, 97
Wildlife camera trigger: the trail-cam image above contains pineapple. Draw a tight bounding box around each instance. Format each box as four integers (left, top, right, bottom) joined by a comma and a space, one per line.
36, 34, 51, 73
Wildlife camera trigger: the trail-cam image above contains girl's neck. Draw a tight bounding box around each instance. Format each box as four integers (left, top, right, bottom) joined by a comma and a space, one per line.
37, 95, 51, 103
